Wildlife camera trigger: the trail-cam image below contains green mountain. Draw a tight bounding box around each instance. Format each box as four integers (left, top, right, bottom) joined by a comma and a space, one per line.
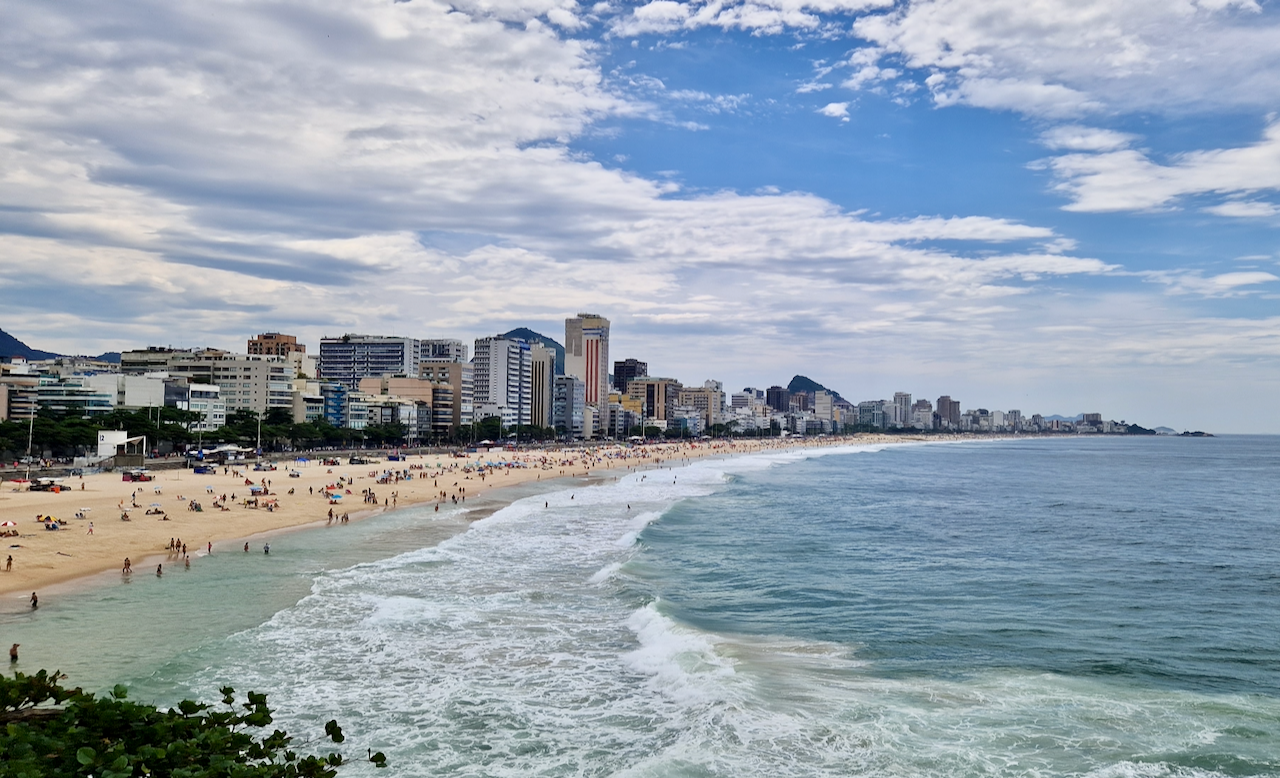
787, 374, 848, 404
502, 327, 564, 375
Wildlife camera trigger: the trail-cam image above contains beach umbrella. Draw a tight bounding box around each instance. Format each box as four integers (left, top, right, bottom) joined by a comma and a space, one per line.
0, 521, 16, 527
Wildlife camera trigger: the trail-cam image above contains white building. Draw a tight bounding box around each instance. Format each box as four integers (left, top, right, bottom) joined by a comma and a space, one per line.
472, 336, 532, 428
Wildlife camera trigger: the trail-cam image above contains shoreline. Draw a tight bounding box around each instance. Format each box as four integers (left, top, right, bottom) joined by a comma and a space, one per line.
0, 435, 914, 602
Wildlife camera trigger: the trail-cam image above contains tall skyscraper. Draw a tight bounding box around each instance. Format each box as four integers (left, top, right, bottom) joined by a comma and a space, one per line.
529, 343, 556, 429
565, 313, 610, 433
472, 335, 531, 428
613, 358, 648, 393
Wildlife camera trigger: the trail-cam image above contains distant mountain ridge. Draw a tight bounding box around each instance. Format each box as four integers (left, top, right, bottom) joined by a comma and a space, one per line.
501, 327, 564, 375
787, 375, 848, 404
0, 328, 121, 363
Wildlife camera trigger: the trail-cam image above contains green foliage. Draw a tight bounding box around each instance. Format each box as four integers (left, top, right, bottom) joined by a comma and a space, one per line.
0, 670, 385, 777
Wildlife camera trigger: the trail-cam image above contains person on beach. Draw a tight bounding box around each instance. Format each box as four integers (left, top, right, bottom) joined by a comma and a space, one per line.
30, 592, 38, 609
5, 555, 11, 572
86, 522, 94, 535
207, 542, 212, 554
123, 557, 132, 574
156, 564, 162, 577
244, 542, 249, 552
263, 543, 270, 555
9, 643, 17, 663
184, 556, 190, 570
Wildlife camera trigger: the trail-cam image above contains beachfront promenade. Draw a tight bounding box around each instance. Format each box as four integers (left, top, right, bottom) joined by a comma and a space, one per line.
0, 436, 905, 602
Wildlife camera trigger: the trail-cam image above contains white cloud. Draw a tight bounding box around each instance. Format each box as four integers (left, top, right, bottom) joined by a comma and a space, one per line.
818, 101, 850, 119
1141, 269, 1279, 296
849, 0, 1279, 117
1203, 200, 1279, 218
1043, 121, 1280, 212
610, 0, 892, 36
1041, 126, 1136, 152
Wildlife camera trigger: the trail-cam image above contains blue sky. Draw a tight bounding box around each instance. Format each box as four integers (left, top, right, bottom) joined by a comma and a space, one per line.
2, 0, 1279, 431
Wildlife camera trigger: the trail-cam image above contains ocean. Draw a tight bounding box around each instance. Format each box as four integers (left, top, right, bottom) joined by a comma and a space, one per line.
4, 436, 1279, 777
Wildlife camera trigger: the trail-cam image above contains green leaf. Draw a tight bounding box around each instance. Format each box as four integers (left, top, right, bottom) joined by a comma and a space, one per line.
111, 684, 129, 699
76, 746, 96, 765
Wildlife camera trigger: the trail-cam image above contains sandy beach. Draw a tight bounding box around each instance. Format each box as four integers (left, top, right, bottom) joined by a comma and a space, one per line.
0, 435, 907, 602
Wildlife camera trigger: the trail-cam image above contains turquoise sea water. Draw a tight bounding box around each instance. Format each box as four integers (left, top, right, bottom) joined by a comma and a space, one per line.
3, 437, 1279, 777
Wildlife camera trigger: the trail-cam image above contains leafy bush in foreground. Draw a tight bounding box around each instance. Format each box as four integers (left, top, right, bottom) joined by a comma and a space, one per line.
0, 670, 386, 777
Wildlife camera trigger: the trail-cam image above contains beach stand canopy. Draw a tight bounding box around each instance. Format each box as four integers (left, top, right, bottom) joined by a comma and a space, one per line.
0, 521, 16, 527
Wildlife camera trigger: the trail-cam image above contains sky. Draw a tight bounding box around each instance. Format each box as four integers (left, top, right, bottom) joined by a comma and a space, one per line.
2, 0, 1279, 432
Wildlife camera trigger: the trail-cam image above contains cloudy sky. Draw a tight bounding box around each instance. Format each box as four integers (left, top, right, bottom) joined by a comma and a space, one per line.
3, 0, 1279, 432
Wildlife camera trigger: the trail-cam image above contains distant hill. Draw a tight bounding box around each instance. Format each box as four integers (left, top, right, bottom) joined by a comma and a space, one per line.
0, 328, 60, 360
787, 375, 848, 404
0, 328, 121, 363
502, 328, 564, 375
1041, 414, 1085, 422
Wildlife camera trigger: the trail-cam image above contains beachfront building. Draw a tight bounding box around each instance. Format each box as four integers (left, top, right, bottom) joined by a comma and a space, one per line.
472, 335, 532, 429
529, 344, 556, 430
121, 348, 293, 417
858, 400, 887, 429
814, 390, 834, 423
564, 313, 610, 435
178, 384, 226, 432
552, 375, 585, 438
34, 375, 115, 417
247, 332, 305, 356
318, 335, 423, 389
936, 396, 961, 429
421, 338, 468, 363
766, 386, 790, 412
677, 381, 725, 430
612, 358, 647, 394
892, 392, 912, 428
910, 399, 934, 429
419, 360, 473, 430
626, 377, 682, 423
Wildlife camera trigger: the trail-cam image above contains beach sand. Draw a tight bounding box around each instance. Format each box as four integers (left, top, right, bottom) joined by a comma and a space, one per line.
0, 435, 906, 602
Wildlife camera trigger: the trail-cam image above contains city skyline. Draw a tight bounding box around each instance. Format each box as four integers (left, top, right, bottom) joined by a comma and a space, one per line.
0, 324, 1173, 436
3, 1, 1279, 433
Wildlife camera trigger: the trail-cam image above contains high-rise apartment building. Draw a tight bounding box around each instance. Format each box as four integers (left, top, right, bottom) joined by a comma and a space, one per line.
472, 336, 531, 428
529, 344, 556, 429
626, 377, 682, 421
248, 333, 304, 356
318, 335, 422, 389
419, 360, 474, 429
814, 390, 834, 422
552, 375, 585, 437
936, 395, 961, 428
766, 386, 790, 412
893, 392, 912, 428
612, 358, 648, 393
565, 313, 610, 433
